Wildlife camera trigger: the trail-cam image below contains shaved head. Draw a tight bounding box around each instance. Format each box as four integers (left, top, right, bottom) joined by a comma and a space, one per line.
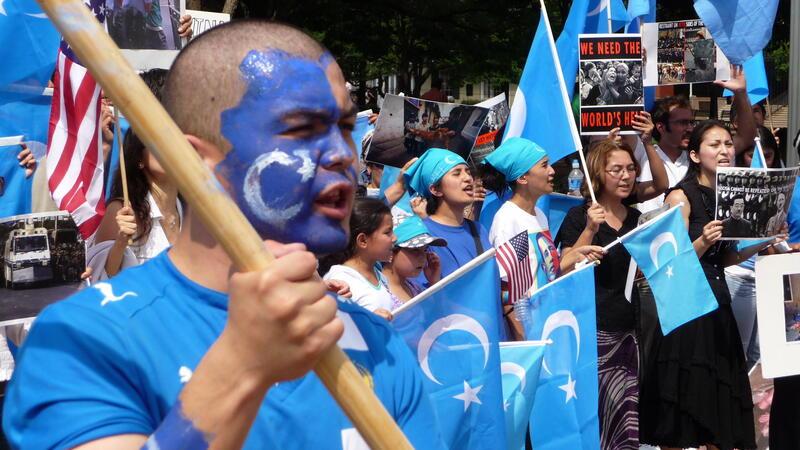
163, 20, 329, 152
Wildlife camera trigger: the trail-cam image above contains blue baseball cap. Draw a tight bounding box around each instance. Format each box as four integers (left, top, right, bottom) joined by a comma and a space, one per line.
393, 214, 447, 248
403, 148, 467, 197
482, 137, 548, 181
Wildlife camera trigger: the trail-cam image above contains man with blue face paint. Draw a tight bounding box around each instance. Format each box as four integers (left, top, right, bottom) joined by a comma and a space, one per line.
3, 20, 443, 450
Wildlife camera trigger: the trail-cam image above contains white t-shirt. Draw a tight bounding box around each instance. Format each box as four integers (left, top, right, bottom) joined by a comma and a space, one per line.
634, 141, 690, 213
489, 201, 560, 293
324, 265, 395, 312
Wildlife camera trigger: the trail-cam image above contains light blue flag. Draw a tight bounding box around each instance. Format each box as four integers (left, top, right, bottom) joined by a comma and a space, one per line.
478, 189, 512, 231
393, 252, 507, 449
0, 0, 60, 99
723, 51, 769, 105
504, 4, 582, 165
500, 341, 547, 450
583, 0, 630, 34
378, 165, 413, 214
0, 93, 52, 217
625, 0, 656, 110
522, 264, 600, 450
537, 193, 585, 239
694, 0, 779, 65
622, 206, 718, 334
788, 178, 800, 244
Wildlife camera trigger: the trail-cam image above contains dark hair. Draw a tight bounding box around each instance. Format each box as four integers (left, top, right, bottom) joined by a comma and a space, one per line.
650, 95, 691, 141
680, 119, 731, 183
479, 163, 513, 197
318, 197, 391, 274
111, 129, 153, 242
108, 69, 170, 243
730, 101, 767, 125
425, 182, 442, 216
735, 125, 779, 167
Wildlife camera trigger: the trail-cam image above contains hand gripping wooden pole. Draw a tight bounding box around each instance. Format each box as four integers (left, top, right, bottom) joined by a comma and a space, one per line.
37, 1, 413, 448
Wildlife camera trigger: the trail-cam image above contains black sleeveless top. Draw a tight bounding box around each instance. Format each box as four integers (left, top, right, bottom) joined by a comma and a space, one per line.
668, 177, 734, 305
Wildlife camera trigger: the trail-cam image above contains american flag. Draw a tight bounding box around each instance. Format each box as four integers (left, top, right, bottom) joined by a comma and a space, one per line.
46, 0, 108, 240
496, 230, 534, 303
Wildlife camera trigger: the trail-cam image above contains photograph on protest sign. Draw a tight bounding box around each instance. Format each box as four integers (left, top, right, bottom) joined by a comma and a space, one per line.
108, 0, 186, 69
365, 94, 490, 168
578, 34, 644, 136
468, 93, 510, 164
0, 212, 86, 324
186, 9, 229, 39
714, 167, 798, 240
641, 19, 731, 87
756, 254, 800, 379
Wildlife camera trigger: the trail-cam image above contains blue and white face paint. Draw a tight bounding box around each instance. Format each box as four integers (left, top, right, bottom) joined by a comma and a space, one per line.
219, 49, 357, 253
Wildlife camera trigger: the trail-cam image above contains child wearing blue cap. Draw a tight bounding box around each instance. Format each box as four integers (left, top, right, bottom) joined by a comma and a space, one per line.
482, 137, 605, 339
382, 214, 447, 305
403, 148, 491, 280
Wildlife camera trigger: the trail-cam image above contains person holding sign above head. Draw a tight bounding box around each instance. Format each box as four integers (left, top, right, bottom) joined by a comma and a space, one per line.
555, 139, 643, 450
639, 120, 780, 450
4, 20, 443, 450
481, 137, 605, 340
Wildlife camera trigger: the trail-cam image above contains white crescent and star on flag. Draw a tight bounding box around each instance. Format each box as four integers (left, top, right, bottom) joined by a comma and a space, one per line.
650, 232, 679, 279
539, 310, 581, 403
418, 314, 490, 411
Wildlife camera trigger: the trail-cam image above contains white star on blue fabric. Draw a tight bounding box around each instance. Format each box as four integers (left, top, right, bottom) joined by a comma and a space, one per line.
558, 373, 577, 403
666, 265, 674, 279
453, 380, 483, 411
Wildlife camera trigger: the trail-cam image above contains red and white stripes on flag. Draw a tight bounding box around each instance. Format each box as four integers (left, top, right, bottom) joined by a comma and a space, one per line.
496, 231, 534, 303
47, 48, 105, 240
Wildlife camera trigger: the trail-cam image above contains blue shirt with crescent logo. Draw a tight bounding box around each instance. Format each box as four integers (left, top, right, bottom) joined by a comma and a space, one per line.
3, 251, 444, 450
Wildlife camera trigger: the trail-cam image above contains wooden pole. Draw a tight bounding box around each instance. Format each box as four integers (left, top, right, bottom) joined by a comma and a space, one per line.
37, 1, 412, 448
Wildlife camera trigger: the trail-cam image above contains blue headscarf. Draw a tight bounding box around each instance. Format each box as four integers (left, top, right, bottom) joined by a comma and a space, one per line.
482, 137, 547, 181
404, 148, 467, 197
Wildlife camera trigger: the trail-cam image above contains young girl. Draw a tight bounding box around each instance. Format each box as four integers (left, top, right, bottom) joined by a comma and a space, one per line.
382, 214, 445, 305
404, 148, 489, 279
482, 137, 604, 339
641, 120, 778, 450
556, 139, 643, 450
322, 198, 396, 320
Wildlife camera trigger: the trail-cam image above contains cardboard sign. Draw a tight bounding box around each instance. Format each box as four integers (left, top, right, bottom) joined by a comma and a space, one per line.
578, 34, 644, 135
756, 253, 800, 379
187, 10, 230, 39
469, 93, 509, 164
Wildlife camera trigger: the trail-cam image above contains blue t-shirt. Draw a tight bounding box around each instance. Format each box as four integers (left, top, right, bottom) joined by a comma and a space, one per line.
421, 217, 491, 279
3, 252, 444, 450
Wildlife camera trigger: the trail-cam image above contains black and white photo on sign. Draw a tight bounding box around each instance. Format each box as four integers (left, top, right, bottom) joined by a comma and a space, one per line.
756, 254, 800, 379
468, 93, 510, 164
366, 94, 490, 169
641, 19, 731, 87
579, 60, 644, 107
108, 0, 186, 70
715, 167, 798, 240
0, 212, 86, 324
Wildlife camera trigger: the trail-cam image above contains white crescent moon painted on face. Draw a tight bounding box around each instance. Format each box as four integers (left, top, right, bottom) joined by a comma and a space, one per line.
243, 149, 315, 227
540, 310, 580, 375
649, 232, 678, 270
587, 0, 609, 16
501, 362, 527, 393
418, 314, 490, 385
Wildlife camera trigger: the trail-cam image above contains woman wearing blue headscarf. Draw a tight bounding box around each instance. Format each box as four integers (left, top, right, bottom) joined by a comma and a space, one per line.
404, 148, 489, 279
482, 137, 605, 339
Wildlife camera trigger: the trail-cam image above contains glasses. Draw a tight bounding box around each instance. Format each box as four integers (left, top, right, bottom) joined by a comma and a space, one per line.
669, 119, 697, 127
605, 166, 636, 178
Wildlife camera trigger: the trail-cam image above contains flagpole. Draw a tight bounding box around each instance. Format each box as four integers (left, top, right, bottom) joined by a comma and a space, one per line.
754, 136, 768, 167
36, 0, 413, 448
765, 96, 776, 132
392, 248, 497, 317
539, 0, 597, 203
527, 259, 595, 299
113, 108, 130, 208
606, 0, 613, 33
499, 339, 552, 348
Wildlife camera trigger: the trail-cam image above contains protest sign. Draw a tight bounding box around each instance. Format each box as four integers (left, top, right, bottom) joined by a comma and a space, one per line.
578, 34, 644, 135
715, 167, 799, 240
0, 212, 85, 324
366, 94, 490, 168
186, 9, 230, 39
469, 93, 510, 164
112, 0, 187, 70
756, 253, 800, 379
641, 19, 731, 87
